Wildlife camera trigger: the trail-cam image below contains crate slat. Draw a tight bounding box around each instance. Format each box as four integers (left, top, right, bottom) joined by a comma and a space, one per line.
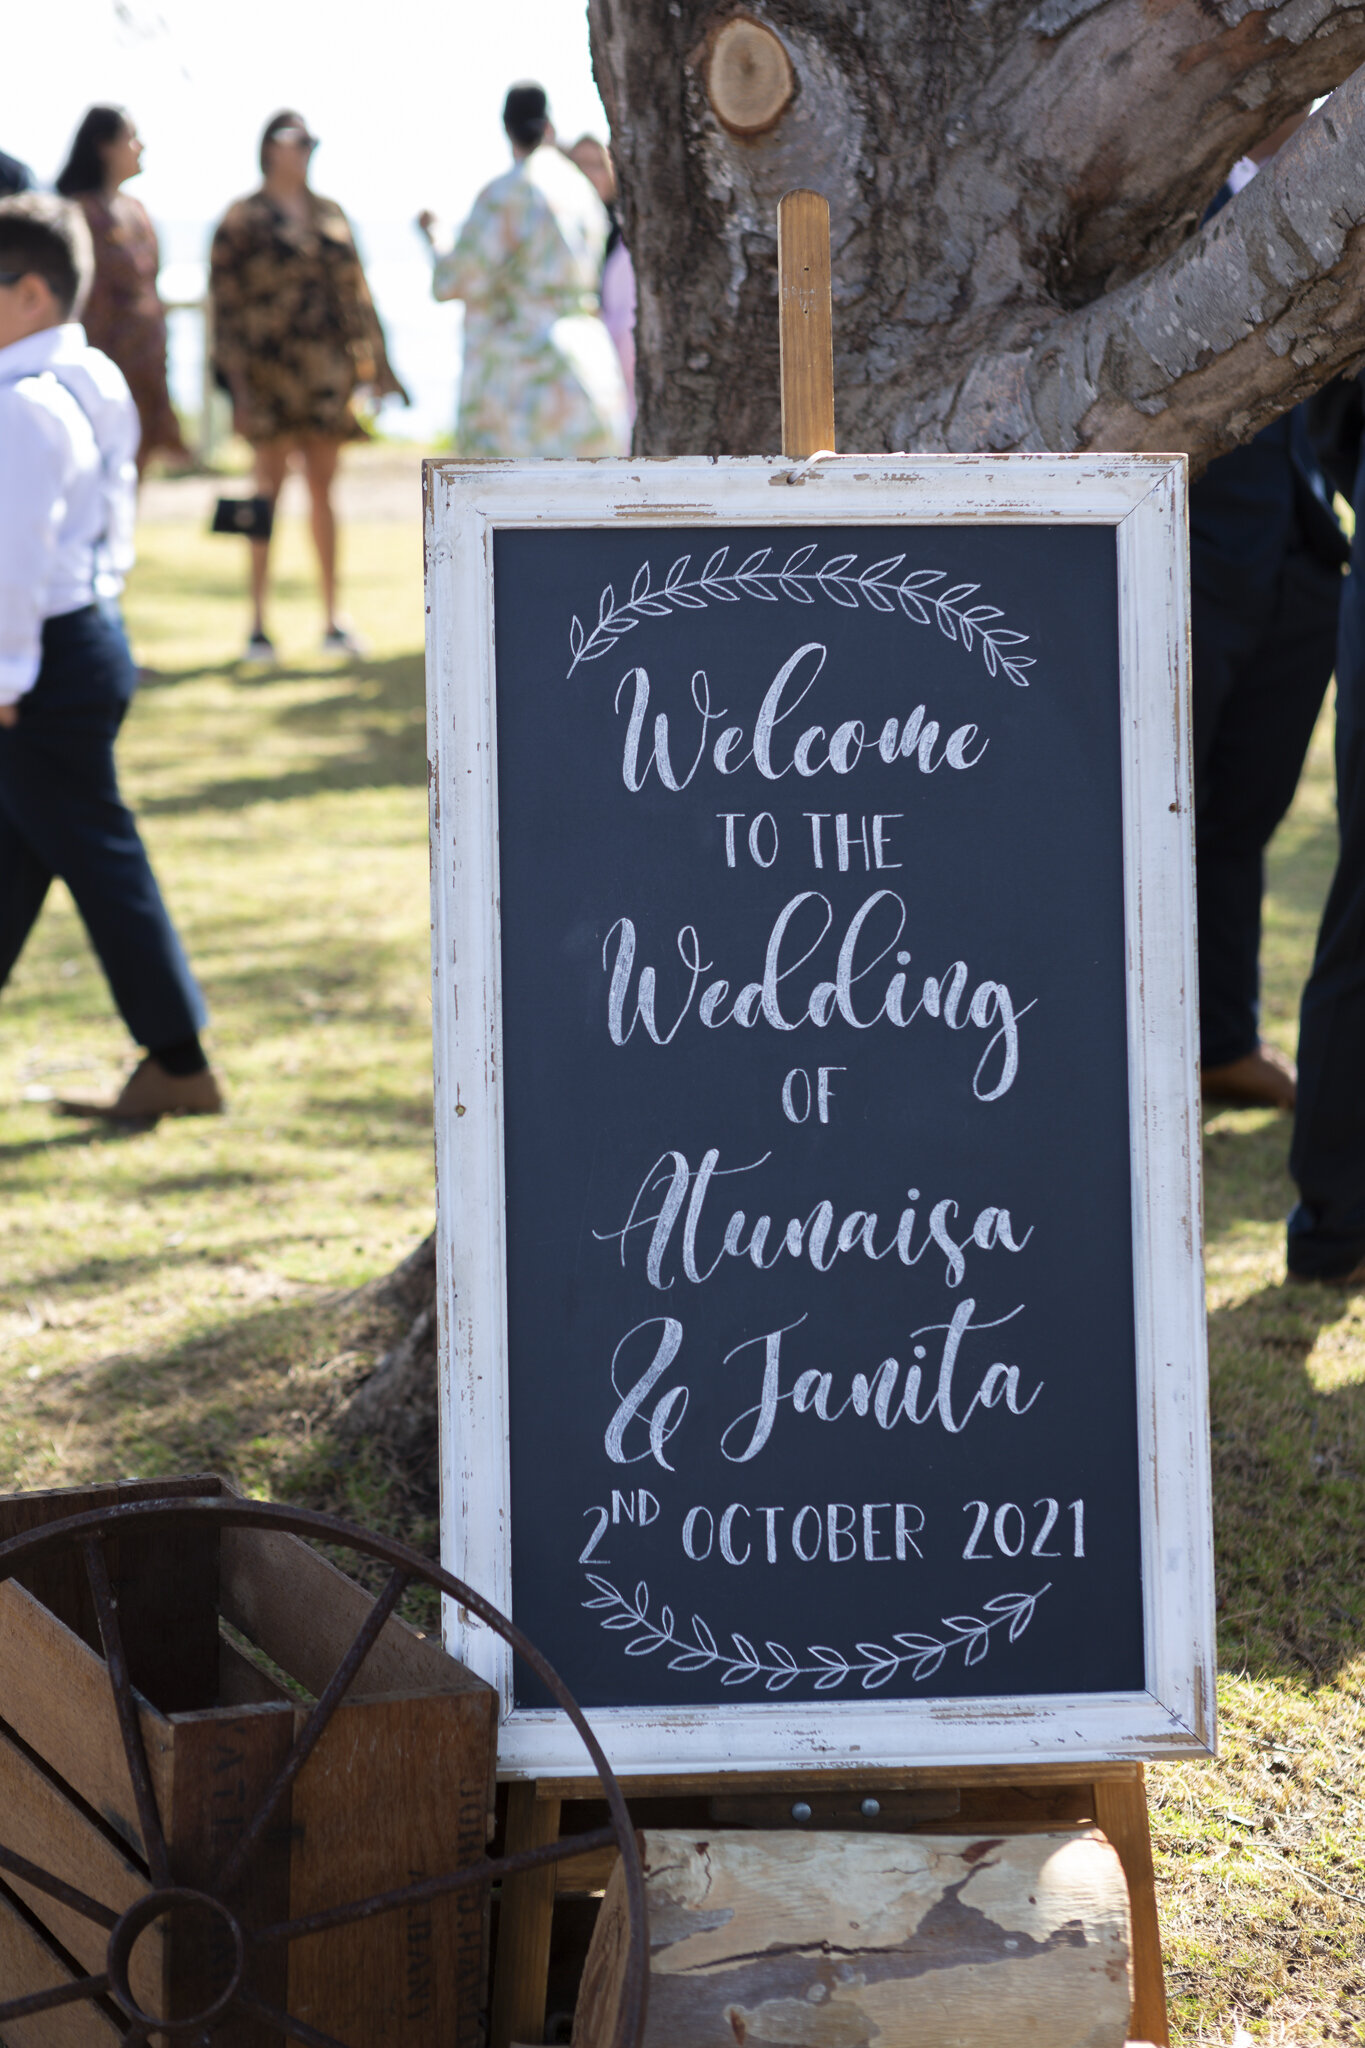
167, 1705, 296, 2045
218, 1526, 482, 1700
0, 1579, 173, 1864
0, 1722, 157, 2009
0, 1476, 222, 1713
0, 1885, 122, 2047
288, 1691, 496, 2047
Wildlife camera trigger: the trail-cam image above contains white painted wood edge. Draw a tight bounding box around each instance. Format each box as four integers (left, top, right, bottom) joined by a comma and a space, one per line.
424, 452, 1185, 525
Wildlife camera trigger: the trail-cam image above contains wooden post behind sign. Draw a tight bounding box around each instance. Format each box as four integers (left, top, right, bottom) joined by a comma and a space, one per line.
778, 188, 835, 458
484, 190, 1171, 2048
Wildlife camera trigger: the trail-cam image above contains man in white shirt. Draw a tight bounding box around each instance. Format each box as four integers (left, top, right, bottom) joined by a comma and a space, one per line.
0, 194, 223, 1119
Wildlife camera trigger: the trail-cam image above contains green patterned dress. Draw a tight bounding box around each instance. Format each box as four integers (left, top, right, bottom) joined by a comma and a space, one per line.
433, 146, 629, 458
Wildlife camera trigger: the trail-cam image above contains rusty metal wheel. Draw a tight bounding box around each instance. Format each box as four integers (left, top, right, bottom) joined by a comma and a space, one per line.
0, 1495, 647, 2048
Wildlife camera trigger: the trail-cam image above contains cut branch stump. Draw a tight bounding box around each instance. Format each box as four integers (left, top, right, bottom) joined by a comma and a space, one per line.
574, 1826, 1131, 2048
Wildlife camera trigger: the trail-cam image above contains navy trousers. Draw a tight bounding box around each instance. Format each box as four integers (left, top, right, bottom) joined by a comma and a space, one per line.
0, 603, 206, 1051
1289, 441, 1365, 1275
1190, 424, 1342, 1069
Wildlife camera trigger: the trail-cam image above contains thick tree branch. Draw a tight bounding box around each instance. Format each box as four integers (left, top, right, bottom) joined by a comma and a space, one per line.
592, 0, 1365, 459
987, 0, 1365, 294
947, 75, 1365, 463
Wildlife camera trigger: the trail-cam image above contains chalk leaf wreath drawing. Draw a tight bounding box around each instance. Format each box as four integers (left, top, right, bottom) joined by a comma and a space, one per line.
565, 545, 1035, 688
582, 1574, 1052, 1693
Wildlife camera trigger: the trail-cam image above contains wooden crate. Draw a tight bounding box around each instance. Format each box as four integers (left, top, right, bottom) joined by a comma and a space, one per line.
0, 1476, 497, 2046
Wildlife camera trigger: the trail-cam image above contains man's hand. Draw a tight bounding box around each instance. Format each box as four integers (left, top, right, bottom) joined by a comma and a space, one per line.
0, 704, 19, 728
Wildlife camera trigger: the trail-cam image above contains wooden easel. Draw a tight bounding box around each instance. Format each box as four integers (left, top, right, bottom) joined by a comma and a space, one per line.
492, 1761, 1167, 2046
487, 190, 1171, 2048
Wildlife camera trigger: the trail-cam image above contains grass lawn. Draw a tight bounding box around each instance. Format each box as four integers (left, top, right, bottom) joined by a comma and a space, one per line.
0, 496, 437, 1537
1, 487, 1363, 2042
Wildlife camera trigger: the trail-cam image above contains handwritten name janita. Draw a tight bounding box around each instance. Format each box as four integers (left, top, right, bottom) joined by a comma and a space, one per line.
605, 1300, 1041, 1471
605, 890, 1030, 1101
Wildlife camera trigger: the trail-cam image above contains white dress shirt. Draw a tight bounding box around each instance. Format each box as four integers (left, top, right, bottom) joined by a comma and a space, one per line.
0, 322, 140, 706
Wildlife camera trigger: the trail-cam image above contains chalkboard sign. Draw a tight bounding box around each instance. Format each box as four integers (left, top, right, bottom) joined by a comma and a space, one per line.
424, 455, 1215, 1778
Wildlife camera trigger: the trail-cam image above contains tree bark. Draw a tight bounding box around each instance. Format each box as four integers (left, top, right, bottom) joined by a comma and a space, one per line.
573, 1827, 1132, 2048
589, 0, 1365, 465
336, 1231, 439, 1475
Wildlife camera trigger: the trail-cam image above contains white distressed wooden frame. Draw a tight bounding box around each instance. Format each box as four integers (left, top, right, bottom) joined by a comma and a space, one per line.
423, 453, 1214, 1779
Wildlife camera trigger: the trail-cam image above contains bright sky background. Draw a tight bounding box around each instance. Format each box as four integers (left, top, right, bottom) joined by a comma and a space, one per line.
7, 0, 609, 438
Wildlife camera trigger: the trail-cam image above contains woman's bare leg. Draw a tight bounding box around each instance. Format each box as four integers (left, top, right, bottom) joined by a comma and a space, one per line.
302, 436, 343, 630
250, 440, 292, 638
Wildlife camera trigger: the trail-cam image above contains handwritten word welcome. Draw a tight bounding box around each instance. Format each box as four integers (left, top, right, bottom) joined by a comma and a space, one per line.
618, 643, 985, 792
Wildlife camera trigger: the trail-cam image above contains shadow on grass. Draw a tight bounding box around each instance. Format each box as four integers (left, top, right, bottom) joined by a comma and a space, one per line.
8, 1234, 341, 1299
49, 1269, 439, 1562
137, 650, 428, 812
0, 1120, 157, 1164
299, 1090, 434, 1126
139, 1168, 266, 1197
1202, 1108, 1296, 1242
1208, 1275, 1365, 1688
135, 659, 244, 690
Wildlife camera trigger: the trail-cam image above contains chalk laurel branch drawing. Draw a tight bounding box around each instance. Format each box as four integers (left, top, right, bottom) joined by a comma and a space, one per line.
582, 1574, 1052, 1693
565, 545, 1035, 687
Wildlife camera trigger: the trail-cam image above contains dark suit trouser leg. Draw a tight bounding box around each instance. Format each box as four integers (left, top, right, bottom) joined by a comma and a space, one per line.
0, 605, 206, 1052
0, 805, 53, 988
1192, 548, 1340, 1069
1289, 538, 1365, 1273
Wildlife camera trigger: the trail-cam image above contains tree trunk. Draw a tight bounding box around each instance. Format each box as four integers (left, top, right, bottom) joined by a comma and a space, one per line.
573, 1827, 1132, 2048
589, 0, 1365, 467
336, 1231, 439, 1476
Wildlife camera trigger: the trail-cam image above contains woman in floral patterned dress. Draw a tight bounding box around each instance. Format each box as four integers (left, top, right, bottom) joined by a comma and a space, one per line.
416, 84, 628, 459
209, 111, 407, 663
56, 106, 188, 473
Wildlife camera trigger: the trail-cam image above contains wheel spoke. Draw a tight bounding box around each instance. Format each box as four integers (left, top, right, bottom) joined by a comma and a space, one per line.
0, 1972, 110, 2022
0, 1843, 119, 1928
237, 1987, 356, 2048
215, 1566, 408, 1898
81, 1536, 170, 1888
251, 1825, 620, 1947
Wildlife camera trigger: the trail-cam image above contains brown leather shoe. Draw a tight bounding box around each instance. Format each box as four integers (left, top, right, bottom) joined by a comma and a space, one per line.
56, 1056, 225, 1123
1201, 1041, 1297, 1111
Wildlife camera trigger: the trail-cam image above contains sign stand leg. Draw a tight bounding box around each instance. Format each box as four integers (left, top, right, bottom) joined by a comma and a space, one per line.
1096, 1765, 1170, 2045
490, 1782, 562, 2048
484, 191, 1172, 2048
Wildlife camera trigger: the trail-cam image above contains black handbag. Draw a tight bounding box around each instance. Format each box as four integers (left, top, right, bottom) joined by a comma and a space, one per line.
211, 494, 275, 541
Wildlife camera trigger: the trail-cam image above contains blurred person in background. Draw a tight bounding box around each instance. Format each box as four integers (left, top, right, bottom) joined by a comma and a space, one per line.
416, 83, 627, 458
0, 148, 32, 199
56, 106, 190, 477
209, 110, 408, 666
566, 134, 635, 428
1190, 111, 1346, 1112
0, 195, 223, 1122
1287, 369, 1365, 1282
